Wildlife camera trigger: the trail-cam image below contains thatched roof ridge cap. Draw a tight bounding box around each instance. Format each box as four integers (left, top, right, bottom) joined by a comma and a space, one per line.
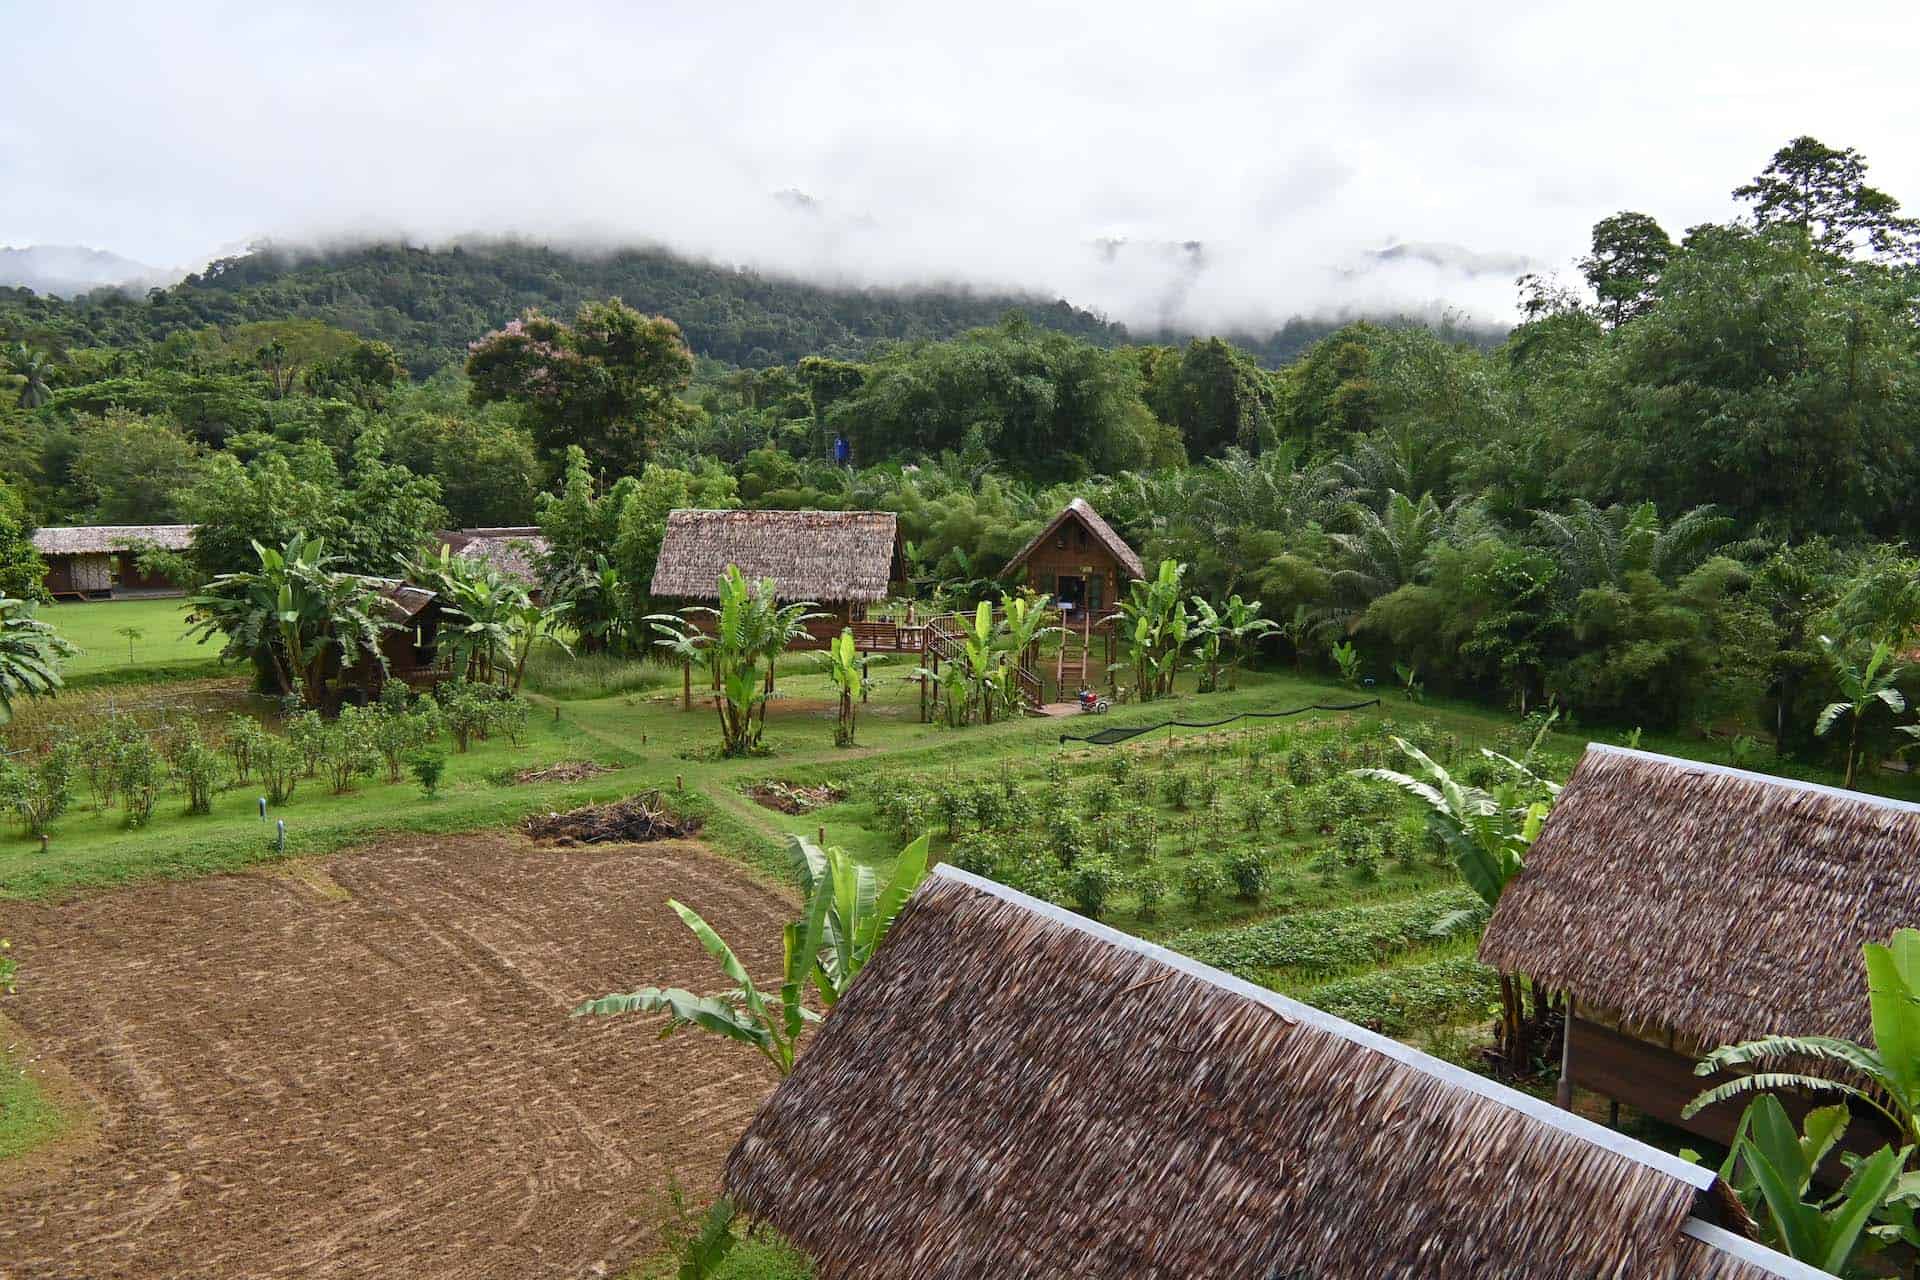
1585, 742, 1920, 817
1680, 1219, 1828, 1280
930, 864, 1717, 1192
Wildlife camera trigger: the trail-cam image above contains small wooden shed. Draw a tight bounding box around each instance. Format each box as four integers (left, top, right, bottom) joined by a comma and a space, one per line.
1000, 498, 1144, 620
333, 580, 446, 700
649, 509, 903, 648
723, 866, 1811, 1280
33, 524, 197, 599
1480, 744, 1920, 1150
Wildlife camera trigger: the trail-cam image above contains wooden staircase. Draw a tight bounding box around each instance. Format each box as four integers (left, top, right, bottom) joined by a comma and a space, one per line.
1054, 610, 1096, 695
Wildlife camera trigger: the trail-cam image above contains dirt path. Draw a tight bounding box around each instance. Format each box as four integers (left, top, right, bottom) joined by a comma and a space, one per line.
0, 833, 792, 1280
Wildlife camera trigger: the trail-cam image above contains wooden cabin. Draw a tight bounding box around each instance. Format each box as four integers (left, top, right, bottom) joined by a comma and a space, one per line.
649, 509, 903, 649
33, 524, 196, 599
333, 580, 446, 702
723, 866, 1810, 1279
1480, 745, 1920, 1153
1000, 498, 1144, 622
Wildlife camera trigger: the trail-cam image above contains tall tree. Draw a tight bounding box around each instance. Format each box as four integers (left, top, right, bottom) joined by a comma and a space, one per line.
1734, 136, 1917, 259
1579, 212, 1674, 325
466, 299, 700, 476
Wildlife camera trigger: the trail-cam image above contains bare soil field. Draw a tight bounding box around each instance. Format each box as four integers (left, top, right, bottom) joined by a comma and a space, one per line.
0, 833, 792, 1280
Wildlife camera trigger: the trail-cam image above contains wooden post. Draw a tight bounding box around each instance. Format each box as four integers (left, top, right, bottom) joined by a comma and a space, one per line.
861, 658, 870, 704
683, 660, 692, 711
817, 825, 826, 846
1556, 997, 1576, 1111
920, 668, 928, 723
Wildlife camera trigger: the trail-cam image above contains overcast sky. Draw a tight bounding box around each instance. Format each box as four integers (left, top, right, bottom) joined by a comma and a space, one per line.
5, 0, 1917, 331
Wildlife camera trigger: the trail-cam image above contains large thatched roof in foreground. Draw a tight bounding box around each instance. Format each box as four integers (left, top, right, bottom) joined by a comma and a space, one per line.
1480, 744, 1920, 1053
725, 868, 1812, 1280
1002, 497, 1146, 582
649, 509, 899, 603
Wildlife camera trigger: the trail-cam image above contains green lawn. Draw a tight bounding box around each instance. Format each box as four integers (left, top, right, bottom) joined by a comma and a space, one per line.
0, 1049, 68, 1162
44, 597, 222, 683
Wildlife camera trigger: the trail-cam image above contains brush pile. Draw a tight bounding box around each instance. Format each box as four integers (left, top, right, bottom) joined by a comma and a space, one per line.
524, 792, 700, 845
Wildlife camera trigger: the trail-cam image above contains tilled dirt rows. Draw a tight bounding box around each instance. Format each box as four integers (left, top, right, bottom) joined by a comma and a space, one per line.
0, 834, 792, 1280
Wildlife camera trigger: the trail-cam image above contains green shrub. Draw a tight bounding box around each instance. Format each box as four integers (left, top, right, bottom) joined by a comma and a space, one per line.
1134, 872, 1166, 921
491, 697, 530, 747
113, 737, 161, 828
223, 714, 266, 785
0, 744, 76, 836
1166, 888, 1485, 981
174, 733, 223, 816
1180, 859, 1225, 909
286, 709, 327, 778
441, 683, 494, 752
322, 706, 375, 795
256, 735, 300, 805
1163, 771, 1194, 811
1222, 847, 1270, 902
1305, 956, 1499, 1036
408, 748, 449, 798
1066, 856, 1119, 919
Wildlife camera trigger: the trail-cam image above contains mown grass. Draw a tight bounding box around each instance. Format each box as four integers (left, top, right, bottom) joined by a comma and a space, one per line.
0, 1050, 67, 1162
44, 597, 217, 679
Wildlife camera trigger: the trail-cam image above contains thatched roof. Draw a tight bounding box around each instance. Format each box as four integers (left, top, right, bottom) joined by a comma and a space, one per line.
725, 867, 1809, 1280
649, 509, 898, 603
32, 524, 197, 556
436, 527, 547, 584
1480, 744, 1920, 1053
361, 578, 439, 622
1002, 498, 1145, 582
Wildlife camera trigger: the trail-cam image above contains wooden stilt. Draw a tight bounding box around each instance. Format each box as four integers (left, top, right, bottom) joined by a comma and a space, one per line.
1556, 998, 1576, 1111
683, 660, 692, 711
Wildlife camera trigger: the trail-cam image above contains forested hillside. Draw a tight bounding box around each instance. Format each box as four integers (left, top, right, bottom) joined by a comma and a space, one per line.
3, 134, 1919, 770
0, 241, 1133, 373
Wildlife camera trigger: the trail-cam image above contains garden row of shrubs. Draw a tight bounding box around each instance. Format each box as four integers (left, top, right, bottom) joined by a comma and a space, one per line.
0, 681, 533, 837
1162, 886, 1487, 981
1301, 954, 1501, 1037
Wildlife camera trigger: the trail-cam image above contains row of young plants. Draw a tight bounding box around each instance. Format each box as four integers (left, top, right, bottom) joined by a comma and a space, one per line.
0, 680, 532, 837
1162, 885, 1487, 982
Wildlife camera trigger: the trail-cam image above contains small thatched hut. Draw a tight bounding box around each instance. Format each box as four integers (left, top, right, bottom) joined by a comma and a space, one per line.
33, 524, 197, 598
1000, 497, 1144, 619
1480, 744, 1920, 1147
649, 509, 902, 647
724, 867, 1813, 1280
333, 580, 446, 700
435, 526, 548, 593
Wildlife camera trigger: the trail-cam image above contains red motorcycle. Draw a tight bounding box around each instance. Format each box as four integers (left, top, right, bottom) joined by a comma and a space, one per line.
1077, 688, 1111, 715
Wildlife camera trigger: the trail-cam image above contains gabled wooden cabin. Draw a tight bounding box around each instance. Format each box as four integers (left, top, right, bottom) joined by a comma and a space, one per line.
33, 524, 197, 599
724, 865, 1814, 1279
1480, 744, 1920, 1151
649, 509, 903, 649
333, 580, 446, 702
1000, 498, 1144, 621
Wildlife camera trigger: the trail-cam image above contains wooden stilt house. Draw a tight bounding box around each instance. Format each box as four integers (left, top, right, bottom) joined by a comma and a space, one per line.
723, 866, 1816, 1279
1000, 499, 1144, 694
33, 524, 197, 599
1480, 744, 1920, 1152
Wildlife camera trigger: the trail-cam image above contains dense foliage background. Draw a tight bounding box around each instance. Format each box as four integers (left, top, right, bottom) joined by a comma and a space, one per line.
4, 134, 1918, 765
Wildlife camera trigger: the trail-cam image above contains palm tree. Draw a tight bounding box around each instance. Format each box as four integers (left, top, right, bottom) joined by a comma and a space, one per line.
1815, 636, 1906, 789
186, 537, 393, 706
5, 343, 55, 409
1529, 499, 1733, 604
0, 597, 76, 723
1327, 489, 1445, 623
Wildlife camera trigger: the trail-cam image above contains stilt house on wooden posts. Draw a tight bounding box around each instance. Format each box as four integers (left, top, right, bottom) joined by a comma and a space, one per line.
1480, 744, 1920, 1152
649, 509, 904, 648
34, 524, 197, 598
723, 865, 1818, 1280
1000, 499, 1144, 694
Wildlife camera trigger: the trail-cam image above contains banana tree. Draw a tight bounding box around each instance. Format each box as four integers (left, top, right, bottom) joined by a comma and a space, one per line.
506, 598, 574, 692
409, 544, 530, 684
650, 567, 822, 756
786, 832, 931, 1006
1815, 636, 1907, 789
1118, 560, 1190, 701
816, 628, 863, 746
1700, 1095, 1907, 1276
952, 601, 1001, 724
574, 887, 830, 1078
1357, 737, 1561, 1069
996, 593, 1059, 715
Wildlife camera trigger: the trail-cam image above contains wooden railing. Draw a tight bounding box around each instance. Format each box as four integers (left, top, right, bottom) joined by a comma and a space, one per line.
921, 611, 1044, 712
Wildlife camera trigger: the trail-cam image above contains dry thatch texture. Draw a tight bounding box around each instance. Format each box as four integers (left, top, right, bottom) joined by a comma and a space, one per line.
649, 509, 898, 603
1677, 1223, 1827, 1280
362, 578, 439, 622
437, 527, 547, 584
724, 867, 1794, 1280
1479, 744, 1920, 1053
1002, 497, 1146, 582
32, 524, 197, 555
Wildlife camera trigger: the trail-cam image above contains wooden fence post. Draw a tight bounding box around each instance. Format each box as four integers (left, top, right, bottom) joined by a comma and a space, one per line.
682, 660, 691, 711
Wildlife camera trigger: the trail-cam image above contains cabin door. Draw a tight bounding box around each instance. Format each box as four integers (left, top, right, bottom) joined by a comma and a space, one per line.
1055, 574, 1087, 617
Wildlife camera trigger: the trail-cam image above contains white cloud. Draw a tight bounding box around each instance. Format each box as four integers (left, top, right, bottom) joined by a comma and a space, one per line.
4, 0, 1916, 332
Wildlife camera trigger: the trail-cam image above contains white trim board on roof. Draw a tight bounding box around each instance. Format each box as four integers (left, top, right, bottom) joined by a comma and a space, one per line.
929, 863, 1716, 1192
1584, 742, 1920, 817
1680, 1220, 1831, 1280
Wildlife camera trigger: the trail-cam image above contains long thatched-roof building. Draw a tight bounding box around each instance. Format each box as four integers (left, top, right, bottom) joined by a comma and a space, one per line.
650, 509, 903, 648
1480, 744, 1920, 1147
724, 866, 1814, 1280
33, 523, 197, 598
